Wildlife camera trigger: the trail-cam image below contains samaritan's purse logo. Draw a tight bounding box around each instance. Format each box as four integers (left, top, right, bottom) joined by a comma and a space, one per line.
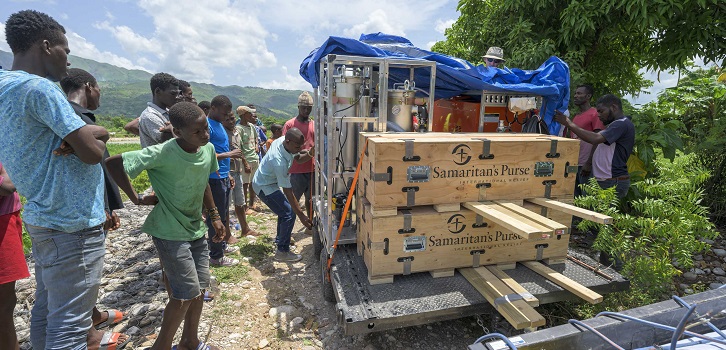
447, 214, 466, 234
452, 144, 471, 165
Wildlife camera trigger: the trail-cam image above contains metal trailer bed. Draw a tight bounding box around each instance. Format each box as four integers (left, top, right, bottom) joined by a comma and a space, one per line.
309, 54, 630, 336
325, 246, 629, 335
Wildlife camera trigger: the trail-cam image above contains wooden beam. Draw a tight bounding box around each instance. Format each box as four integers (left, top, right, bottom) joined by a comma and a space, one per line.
521, 261, 603, 304
433, 203, 461, 213
460, 267, 546, 329
494, 201, 569, 235
486, 266, 539, 307
525, 198, 612, 224
463, 202, 550, 240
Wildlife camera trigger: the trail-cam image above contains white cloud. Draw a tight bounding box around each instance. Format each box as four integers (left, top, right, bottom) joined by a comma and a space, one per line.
66, 31, 150, 72
0, 23, 9, 52
299, 34, 318, 49
258, 65, 311, 90
94, 0, 277, 83
343, 9, 405, 38
434, 19, 455, 34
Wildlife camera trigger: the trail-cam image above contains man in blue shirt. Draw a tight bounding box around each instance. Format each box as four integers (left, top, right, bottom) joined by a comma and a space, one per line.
252, 128, 313, 262
206, 95, 244, 266
0, 10, 109, 350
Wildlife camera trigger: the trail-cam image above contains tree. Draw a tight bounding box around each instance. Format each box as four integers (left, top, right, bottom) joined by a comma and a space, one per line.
432, 0, 725, 97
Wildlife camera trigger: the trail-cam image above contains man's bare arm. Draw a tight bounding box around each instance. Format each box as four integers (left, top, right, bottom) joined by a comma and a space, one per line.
62, 125, 109, 164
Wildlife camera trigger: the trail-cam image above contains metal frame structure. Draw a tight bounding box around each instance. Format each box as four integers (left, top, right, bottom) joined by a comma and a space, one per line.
312, 54, 436, 251
478, 92, 544, 132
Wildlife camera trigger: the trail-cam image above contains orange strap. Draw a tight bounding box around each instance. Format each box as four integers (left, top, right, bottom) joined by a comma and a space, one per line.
326, 138, 368, 282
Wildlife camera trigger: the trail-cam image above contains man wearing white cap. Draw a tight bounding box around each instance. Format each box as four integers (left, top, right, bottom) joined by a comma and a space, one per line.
282, 92, 315, 233
483, 46, 505, 68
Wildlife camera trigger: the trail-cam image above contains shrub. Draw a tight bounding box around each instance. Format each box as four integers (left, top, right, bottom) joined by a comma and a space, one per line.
576, 152, 718, 298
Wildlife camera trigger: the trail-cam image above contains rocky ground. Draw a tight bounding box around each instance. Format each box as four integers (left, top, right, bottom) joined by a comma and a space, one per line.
14, 202, 726, 349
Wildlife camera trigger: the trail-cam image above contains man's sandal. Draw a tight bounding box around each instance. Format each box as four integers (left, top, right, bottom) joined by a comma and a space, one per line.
99, 331, 130, 350
95, 309, 126, 330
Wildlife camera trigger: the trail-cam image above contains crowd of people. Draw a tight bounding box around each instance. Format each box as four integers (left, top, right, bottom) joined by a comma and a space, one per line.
0, 9, 635, 350
0, 9, 315, 350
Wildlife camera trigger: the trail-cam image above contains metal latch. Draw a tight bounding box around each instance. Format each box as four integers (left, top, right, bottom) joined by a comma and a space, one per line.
564, 161, 579, 177
477, 182, 491, 201
471, 249, 485, 267
534, 162, 555, 177
546, 139, 560, 158
398, 256, 414, 275
542, 180, 556, 198
398, 210, 415, 234
402, 187, 419, 207
407, 165, 431, 183
473, 214, 487, 228
371, 164, 393, 184
473, 138, 494, 160
403, 236, 426, 252
401, 139, 421, 161
535, 243, 549, 260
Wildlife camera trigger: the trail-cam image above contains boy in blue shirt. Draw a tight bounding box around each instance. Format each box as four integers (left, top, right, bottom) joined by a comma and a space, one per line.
106, 101, 223, 350
206, 95, 244, 266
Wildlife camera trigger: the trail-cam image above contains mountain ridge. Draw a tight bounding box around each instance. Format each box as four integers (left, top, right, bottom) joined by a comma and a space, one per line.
0, 50, 306, 119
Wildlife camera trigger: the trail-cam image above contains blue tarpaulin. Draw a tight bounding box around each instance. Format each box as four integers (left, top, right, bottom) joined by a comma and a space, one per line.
299, 33, 570, 135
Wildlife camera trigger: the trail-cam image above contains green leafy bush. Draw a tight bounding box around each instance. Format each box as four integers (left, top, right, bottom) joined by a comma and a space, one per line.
576, 152, 718, 298
106, 143, 150, 194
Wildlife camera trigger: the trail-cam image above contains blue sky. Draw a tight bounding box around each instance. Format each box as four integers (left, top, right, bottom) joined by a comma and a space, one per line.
0, 0, 460, 91
1, 0, 689, 105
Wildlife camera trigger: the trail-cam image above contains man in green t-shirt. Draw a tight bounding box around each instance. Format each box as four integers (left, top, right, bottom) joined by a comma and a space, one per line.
106, 102, 223, 350
236, 105, 260, 214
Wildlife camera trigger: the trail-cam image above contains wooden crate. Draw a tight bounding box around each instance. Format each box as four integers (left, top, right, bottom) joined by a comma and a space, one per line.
358, 200, 569, 284
358, 132, 580, 209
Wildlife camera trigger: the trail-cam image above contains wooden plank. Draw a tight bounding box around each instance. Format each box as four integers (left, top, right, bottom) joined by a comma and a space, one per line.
369, 206, 397, 218
429, 269, 455, 278
463, 202, 549, 239
486, 266, 539, 307
521, 261, 603, 304
459, 267, 546, 329
368, 274, 394, 285
525, 198, 612, 224
494, 201, 569, 235
496, 263, 517, 271
433, 203, 461, 213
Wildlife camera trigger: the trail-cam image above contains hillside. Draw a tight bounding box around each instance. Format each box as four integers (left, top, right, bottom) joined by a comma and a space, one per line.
0, 50, 304, 119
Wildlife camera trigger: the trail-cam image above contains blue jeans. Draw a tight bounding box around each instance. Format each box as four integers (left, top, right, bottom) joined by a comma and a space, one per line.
26, 224, 105, 350
257, 189, 295, 252
575, 166, 594, 197
206, 177, 230, 260
597, 178, 630, 199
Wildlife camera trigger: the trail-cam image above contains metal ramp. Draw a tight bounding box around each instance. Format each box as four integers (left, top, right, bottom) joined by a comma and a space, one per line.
330, 246, 629, 335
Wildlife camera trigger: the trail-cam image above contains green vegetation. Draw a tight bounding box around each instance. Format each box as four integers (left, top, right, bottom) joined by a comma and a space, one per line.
211, 263, 250, 284
106, 143, 150, 194
432, 0, 725, 96
239, 235, 276, 264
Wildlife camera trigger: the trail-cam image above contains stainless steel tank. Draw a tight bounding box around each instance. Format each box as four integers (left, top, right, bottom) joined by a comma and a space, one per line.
387, 81, 416, 131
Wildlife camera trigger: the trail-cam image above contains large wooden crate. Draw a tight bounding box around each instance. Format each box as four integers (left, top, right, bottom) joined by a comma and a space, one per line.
358, 200, 570, 283
358, 132, 580, 209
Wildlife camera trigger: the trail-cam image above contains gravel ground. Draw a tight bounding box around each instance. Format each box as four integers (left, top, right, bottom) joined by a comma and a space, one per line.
14, 201, 726, 349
